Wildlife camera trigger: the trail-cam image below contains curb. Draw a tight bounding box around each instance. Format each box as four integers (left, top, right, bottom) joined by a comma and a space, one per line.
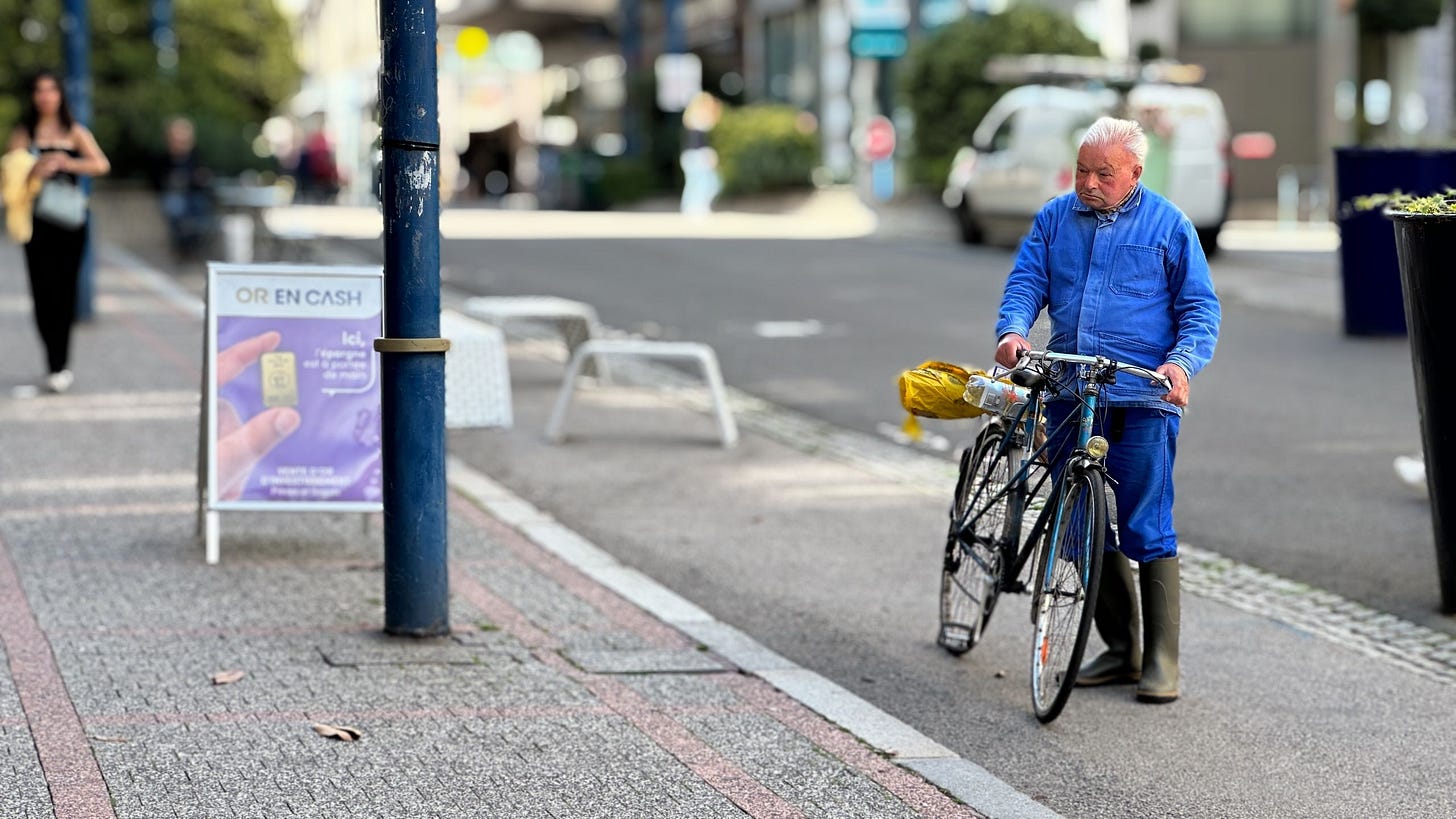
446, 458, 1061, 819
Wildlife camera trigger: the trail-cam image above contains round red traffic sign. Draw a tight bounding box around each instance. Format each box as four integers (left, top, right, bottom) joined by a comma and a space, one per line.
862, 115, 896, 162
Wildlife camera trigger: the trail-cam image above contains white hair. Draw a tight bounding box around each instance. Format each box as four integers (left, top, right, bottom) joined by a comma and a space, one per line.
1081, 117, 1147, 165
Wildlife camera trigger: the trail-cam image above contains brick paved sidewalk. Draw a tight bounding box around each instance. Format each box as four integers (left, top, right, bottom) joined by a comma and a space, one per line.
0, 244, 982, 818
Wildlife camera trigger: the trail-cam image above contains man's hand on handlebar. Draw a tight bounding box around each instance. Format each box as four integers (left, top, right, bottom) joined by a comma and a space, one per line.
1156, 362, 1189, 407
995, 333, 1031, 369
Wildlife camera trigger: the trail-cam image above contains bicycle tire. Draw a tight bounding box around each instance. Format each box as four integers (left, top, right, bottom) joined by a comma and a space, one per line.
1029, 468, 1105, 723
939, 424, 1013, 656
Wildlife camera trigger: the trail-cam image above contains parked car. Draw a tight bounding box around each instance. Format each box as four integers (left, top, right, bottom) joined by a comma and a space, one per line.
942, 80, 1233, 254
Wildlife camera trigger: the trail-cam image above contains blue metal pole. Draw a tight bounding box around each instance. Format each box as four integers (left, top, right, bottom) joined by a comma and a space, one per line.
150, 0, 177, 77
664, 0, 685, 55
379, 0, 449, 636
621, 0, 643, 155
61, 0, 94, 322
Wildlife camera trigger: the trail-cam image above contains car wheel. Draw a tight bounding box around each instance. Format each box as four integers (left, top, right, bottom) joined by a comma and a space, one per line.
957, 202, 985, 245
1196, 225, 1221, 257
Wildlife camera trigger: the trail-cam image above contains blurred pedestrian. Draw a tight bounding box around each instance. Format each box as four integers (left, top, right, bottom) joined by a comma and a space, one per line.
994, 116, 1220, 704
679, 92, 722, 217
2, 70, 110, 394
294, 124, 341, 204
151, 117, 213, 261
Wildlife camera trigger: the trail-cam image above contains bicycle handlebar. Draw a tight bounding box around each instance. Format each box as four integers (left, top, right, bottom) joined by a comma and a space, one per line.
1016, 349, 1172, 391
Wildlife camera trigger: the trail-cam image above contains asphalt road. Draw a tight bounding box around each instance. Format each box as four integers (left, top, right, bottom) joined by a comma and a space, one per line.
407, 230, 1442, 632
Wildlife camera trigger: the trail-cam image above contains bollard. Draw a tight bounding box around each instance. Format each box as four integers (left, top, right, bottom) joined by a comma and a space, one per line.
379, 0, 449, 636
220, 215, 254, 264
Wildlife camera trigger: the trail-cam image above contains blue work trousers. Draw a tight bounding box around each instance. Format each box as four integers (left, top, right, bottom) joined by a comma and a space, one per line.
1042, 402, 1181, 562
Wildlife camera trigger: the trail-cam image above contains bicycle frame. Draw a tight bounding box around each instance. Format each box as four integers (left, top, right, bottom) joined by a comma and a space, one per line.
954, 355, 1131, 596
940, 350, 1172, 718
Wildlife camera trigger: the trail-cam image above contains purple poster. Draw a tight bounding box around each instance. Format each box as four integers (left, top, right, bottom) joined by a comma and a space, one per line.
208, 267, 383, 508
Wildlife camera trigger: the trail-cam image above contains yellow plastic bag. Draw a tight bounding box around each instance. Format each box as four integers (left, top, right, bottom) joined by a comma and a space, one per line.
896, 361, 988, 440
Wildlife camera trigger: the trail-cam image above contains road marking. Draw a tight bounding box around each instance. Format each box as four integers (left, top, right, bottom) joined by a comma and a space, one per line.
0, 502, 196, 522
0, 405, 198, 423
753, 320, 824, 339
0, 472, 193, 495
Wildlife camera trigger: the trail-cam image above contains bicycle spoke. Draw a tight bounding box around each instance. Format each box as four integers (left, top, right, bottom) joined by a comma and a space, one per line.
939, 427, 1015, 656
1029, 470, 1104, 722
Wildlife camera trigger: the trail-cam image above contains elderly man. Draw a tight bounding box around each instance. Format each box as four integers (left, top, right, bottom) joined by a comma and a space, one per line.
993, 116, 1220, 704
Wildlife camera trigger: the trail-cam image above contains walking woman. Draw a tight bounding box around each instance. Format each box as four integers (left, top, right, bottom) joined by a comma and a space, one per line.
3, 70, 109, 393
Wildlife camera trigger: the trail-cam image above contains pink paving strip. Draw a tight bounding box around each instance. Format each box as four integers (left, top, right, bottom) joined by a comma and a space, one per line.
86, 702, 619, 728
450, 561, 804, 819
449, 563, 560, 650
451, 495, 689, 648
537, 650, 806, 819
0, 532, 117, 818
725, 676, 982, 819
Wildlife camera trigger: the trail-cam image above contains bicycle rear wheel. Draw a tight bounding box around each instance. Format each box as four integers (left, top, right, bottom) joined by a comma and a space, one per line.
1029, 468, 1105, 723
939, 424, 1013, 656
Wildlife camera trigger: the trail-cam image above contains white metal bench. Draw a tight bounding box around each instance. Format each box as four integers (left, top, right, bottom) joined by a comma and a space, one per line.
462, 295, 606, 378
440, 310, 513, 429
544, 339, 738, 448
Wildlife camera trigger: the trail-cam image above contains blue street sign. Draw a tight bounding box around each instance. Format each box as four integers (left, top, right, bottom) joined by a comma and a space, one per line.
850, 29, 909, 59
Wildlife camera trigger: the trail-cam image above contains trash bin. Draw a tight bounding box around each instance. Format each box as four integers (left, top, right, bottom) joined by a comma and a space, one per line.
220, 214, 254, 264
1334, 147, 1456, 336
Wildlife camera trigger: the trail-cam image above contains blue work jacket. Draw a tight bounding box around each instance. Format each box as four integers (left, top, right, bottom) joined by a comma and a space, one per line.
994, 185, 1221, 414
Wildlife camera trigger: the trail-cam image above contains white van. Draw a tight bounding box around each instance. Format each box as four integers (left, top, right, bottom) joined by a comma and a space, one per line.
942, 81, 1232, 253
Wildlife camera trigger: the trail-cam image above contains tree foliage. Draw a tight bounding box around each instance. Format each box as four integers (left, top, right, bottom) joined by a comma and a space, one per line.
901, 6, 1099, 185
709, 104, 819, 197
0, 0, 300, 177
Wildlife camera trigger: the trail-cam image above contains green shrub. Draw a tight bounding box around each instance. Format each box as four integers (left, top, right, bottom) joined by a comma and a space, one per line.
900, 5, 1099, 186
709, 104, 818, 197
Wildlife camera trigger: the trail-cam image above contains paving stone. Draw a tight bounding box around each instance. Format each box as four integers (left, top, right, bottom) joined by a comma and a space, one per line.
19, 561, 389, 634
92, 717, 750, 819
620, 673, 745, 709
562, 647, 729, 675
0, 726, 51, 819
318, 631, 524, 667
680, 711, 920, 819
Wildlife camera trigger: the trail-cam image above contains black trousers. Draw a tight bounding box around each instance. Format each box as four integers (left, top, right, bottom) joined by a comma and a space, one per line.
23, 218, 86, 374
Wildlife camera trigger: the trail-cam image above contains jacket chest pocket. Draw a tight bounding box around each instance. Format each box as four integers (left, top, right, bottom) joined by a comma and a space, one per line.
1109, 244, 1166, 298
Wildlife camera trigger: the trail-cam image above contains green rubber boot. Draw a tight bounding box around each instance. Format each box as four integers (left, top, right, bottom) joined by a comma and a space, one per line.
1136, 557, 1180, 704
1076, 553, 1141, 686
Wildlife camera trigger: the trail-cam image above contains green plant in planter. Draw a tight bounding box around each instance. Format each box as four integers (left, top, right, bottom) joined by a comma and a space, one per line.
1352, 189, 1456, 214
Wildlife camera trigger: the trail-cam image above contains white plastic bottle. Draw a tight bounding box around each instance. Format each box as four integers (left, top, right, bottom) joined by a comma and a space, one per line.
963, 374, 1030, 416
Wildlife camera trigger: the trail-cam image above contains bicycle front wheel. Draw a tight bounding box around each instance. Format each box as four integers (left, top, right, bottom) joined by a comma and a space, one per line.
1029, 468, 1105, 723
939, 424, 1013, 656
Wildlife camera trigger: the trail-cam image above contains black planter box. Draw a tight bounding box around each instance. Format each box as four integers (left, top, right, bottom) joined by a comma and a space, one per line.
1335, 148, 1456, 336
1390, 208, 1456, 613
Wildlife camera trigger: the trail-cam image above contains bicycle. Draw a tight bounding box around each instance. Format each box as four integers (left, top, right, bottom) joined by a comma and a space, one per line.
937, 349, 1171, 723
